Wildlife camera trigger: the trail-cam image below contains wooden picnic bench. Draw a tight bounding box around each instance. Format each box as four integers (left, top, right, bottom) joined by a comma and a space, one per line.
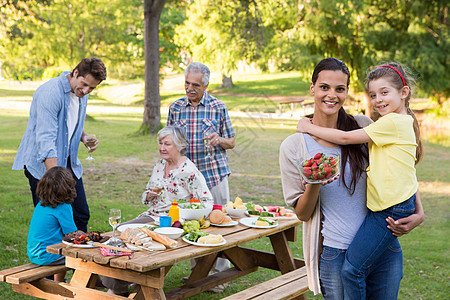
276, 97, 315, 114
2, 218, 309, 299
223, 266, 308, 300
0, 263, 69, 296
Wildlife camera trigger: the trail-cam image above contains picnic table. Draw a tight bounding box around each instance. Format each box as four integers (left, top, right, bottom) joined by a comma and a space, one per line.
6, 217, 307, 299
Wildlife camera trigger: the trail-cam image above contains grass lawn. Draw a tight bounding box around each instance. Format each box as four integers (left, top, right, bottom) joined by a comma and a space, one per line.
0, 78, 448, 299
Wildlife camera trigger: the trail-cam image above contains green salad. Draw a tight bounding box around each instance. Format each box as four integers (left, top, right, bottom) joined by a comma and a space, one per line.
182, 203, 206, 209
185, 230, 209, 242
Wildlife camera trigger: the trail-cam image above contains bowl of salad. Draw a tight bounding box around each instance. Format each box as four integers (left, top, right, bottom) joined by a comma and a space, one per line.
179, 202, 213, 221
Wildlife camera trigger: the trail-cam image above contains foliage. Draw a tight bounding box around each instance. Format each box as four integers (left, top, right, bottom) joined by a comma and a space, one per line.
174, 0, 272, 76
0, 0, 187, 80
265, 0, 449, 103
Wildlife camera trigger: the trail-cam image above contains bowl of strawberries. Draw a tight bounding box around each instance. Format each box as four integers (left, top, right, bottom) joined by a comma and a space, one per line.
299, 152, 340, 184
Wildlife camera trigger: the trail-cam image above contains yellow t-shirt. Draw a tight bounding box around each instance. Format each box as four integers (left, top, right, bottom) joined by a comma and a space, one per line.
363, 113, 418, 211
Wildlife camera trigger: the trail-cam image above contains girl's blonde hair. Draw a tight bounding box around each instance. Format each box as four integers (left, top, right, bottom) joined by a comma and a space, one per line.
366, 62, 423, 163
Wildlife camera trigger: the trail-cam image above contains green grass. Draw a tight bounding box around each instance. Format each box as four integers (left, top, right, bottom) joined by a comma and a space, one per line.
0, 79, 448, 299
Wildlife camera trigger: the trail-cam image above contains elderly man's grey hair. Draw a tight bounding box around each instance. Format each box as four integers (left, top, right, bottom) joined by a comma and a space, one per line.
157, 126, 189, 155
185, 62, 210, 86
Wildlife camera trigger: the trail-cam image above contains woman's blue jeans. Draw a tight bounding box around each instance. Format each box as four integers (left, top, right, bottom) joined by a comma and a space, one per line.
341, 194, 416, 299
320, 242, 403, 300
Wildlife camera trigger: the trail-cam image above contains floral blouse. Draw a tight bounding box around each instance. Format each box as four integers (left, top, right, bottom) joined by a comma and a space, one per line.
140, 158, 213, 217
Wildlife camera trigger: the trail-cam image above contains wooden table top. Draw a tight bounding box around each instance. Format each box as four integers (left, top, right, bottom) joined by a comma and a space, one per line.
47, 218, 301, 273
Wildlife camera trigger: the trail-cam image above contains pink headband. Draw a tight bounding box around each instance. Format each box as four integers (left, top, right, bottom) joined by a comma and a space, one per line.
378, 65, 406, 86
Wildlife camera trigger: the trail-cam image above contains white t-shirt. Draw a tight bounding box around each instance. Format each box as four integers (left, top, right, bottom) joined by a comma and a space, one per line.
67, 92, 80, 146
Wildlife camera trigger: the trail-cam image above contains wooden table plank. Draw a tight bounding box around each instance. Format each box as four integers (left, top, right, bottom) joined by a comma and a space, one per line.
66, 257, 164, 289
12, 279, 130, 300
166, 266, 258, 300
269, 231, 296, 273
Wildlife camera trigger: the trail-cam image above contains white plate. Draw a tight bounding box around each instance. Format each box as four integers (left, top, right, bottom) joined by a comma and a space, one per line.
239, 217, 278, 229
62, 240, 97, 248
117, 223, 155, 232
182, 236, 226, 247
210, 220, 238, 227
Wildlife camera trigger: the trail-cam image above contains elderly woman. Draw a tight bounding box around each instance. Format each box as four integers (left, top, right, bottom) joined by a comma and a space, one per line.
102, 126, 213, 295
138, 126, 213, 219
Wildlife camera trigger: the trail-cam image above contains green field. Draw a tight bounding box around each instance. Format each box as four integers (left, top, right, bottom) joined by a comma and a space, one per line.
0, 75, 448, 299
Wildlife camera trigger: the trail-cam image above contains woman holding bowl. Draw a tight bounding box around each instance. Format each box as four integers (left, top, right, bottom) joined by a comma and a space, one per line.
102, 126, 213, 295
279, 58, 424, 299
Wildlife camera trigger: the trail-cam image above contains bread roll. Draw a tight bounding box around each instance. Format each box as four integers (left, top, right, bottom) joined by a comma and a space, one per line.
209, 210, 225, 224
222, 215, 232, 224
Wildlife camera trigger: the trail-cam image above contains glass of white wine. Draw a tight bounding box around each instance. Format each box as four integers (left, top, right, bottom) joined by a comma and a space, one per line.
109, 208, 121, 242
85, 134, 97, 161
202, 135, 212, 159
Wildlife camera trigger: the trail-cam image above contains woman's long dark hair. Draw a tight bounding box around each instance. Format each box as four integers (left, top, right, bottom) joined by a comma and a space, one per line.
312, 58, 369, 194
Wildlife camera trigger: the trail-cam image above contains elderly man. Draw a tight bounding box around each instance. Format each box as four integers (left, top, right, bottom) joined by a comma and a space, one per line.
13, 57, 107, 232
167, 62, 235, 292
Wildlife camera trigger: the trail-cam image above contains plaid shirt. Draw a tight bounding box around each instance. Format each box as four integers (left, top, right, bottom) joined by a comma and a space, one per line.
167, 91, 235, 189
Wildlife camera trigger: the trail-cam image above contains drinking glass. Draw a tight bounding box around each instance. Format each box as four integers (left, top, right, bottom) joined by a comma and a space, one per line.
85, 134, 97, 161
202, 133, 214, 159
150, 181, 163, 195
109, 208, 121, 242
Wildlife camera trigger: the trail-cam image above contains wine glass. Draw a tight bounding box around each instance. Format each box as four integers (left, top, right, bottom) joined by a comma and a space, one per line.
109, 208, 121, 243
85, 134, 97, 161
202, 133, 213, 159
150, 181, 163, 195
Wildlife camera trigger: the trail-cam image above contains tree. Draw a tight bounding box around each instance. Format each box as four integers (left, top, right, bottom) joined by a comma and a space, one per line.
175, 0, 269, 88
265, 0, 449, 116
139, 0, 167, 135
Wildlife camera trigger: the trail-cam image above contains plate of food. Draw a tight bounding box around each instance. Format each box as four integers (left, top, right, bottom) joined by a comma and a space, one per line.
298, 152, 340, 184
210, 220, 238, 227
239, 217, 278, 229
117, 223, 156, 232
62, 231, 108, 248
182, 230, 226, 247
62, 240, 97, 248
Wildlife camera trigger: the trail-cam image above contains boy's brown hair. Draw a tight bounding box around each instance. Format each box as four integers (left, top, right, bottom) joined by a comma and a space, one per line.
37, 167, 77, 208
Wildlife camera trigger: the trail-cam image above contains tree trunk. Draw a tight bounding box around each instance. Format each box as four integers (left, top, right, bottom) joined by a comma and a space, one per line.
140, 0, 167, 135
220, 74, 233, 89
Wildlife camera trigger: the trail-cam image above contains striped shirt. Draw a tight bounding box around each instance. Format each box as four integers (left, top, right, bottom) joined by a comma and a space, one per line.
167, 91, 235, 188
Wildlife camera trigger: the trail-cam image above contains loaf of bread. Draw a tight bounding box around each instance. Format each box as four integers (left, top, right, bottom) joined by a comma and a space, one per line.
120, 228, 153, 248
140, 227, 178, 248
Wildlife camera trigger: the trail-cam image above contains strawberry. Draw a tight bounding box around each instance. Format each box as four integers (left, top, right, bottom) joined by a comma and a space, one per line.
314, 153, 322, 160
324, 167, 332, 178
311, 163, 318, 170
304, 159, 313, 167
303, 167, 312, 177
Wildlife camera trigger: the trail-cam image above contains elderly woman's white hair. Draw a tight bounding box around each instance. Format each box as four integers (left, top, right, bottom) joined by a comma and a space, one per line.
157, 126, 189, 155
185, 62, 210, 86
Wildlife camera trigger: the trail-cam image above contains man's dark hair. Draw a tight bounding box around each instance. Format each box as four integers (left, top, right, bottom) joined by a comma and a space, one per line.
72, 57, 107, 82
37, 167, 77, 208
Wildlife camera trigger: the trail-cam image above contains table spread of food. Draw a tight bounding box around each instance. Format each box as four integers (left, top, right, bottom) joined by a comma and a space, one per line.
61, 197, 296, 252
